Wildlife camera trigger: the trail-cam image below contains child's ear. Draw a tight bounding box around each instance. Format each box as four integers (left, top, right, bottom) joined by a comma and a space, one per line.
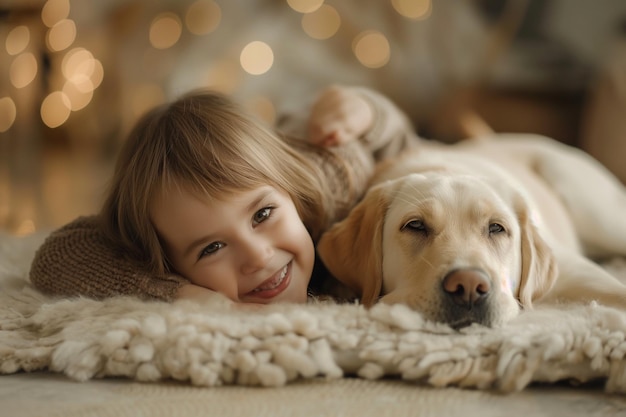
317, 183, 391, 306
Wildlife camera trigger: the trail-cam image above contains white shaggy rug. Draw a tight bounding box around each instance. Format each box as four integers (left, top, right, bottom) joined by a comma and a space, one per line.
2, 233, 626, 393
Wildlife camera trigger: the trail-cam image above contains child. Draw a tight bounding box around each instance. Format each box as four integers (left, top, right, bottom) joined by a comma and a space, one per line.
29, 85, 418, 305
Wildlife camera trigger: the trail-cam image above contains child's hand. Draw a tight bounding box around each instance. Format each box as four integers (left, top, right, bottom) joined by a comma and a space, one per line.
308, 85, 373, 147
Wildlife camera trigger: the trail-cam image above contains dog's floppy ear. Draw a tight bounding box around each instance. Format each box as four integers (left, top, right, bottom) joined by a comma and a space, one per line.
515, 195, 558, 308
317, 182, 391, 307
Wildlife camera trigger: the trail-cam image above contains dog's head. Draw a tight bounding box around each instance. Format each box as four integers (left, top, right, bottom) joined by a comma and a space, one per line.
317, 173, 558, 328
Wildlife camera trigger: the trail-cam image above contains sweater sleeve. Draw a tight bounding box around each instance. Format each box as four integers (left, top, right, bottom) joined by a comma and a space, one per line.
355, 86, 419, 160
29, 216, 189, 301
280, 86, 419, 228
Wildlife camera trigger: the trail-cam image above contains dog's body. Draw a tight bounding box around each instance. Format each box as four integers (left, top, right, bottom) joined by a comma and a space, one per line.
318, 133, 626, 328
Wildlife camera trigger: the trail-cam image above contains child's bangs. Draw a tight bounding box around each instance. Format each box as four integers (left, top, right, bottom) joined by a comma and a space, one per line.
161, 133, 280, 200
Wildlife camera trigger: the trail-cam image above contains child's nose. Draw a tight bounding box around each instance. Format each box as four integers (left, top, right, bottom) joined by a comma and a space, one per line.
240, 237, 274, 274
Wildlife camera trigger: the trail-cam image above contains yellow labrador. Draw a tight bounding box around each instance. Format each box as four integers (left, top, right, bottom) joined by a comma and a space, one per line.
318, 134, 626, 328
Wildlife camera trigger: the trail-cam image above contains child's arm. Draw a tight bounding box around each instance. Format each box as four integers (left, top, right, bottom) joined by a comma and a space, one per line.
307, 85, 418, 159
29, 216, 190, 301
303, 85, 419, 229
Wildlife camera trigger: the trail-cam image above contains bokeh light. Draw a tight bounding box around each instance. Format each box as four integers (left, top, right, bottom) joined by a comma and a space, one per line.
10, 52, 38, 88
62, 48, 94, 79
46, 19, 76, 52
149, 13, 182, 49
185, 0, 222, 35
89, 59, 104, 89
204, 59, 242, 93
15, 220, 36, 236
130, 84, 165, 118
63, 79, 94, 111
391, 0, 432, 20
0, 97, 17, 133
352, 31, 390, 68
41, 0, 70, 28
240, 41, 274, 75
301, 4, 340, 40
40, 91, 71, 128
287, 0, 323, 13
61, 48, 104, 92
6, 26, 30, 56
245, 96, 276, 125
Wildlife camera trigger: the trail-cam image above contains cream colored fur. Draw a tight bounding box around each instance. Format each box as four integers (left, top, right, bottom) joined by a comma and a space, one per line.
318, 134, 626, 327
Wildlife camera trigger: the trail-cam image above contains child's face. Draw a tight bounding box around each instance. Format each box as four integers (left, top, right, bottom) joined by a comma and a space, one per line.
151, 185, 314, 304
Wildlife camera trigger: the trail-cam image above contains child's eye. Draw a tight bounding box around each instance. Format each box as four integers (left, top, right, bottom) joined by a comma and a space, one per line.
253, 207, 274, 225
199, 241, 225, 259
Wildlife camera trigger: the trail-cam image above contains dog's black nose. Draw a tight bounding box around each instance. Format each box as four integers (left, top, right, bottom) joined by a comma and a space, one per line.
442, 269, 490, 309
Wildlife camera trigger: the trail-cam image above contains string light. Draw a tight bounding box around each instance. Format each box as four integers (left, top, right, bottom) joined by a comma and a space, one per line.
6, 26, 30, 56
41, 0, 70, 28
301, 4, 340, 40
10, 52, 38, 89
391, 0, 432, 20
130, 84, 165, 118
0, 97, 17, 133
240, 41, 274, 75
286, 0, 323, 14
15, 220, 36, 236
245, 96, 276, 124
352, 31, 390, 69
185, 0, 222, 35
204, 59, 242, 93
46, 19, 76, 52
40, 91, 72, 128
63, 79, 94, 111
149, 13, 182, 49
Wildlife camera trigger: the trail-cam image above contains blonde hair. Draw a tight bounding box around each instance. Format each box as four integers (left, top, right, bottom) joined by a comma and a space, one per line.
100, 89, 341, 274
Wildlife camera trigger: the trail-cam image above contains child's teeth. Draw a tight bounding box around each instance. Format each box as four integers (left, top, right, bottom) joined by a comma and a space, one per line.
253, 265, 288, 292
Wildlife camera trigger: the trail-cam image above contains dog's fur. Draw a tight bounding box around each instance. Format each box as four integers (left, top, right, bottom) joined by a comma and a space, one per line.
318, 134, 626, 328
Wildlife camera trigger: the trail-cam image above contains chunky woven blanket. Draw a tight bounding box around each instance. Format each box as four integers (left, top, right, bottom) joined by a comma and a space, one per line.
2, 233, 626, 393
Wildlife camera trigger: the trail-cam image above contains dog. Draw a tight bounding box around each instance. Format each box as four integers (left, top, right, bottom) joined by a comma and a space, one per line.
317, 134, 626, 328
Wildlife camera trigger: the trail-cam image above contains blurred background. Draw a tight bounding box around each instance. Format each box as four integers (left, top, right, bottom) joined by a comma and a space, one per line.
1, 0, 626, 236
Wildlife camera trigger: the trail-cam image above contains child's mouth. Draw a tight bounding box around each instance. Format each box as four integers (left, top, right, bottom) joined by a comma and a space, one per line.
248, 262, 291, 299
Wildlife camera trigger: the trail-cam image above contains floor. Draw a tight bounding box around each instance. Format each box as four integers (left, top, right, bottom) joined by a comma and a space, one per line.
1, 373, 625, 417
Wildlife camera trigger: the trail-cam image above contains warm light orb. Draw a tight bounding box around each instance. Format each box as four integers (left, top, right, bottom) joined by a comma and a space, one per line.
10, 52, 38, 88
185, 0, 221, 35
287, 0, 323, 13
6, 26, 30, 56
46, 19, 76, 52
41, 91, 71, 128
63, 79, 94, 111
41, 0, 71, 28
240, 41, 273, 75
63, 48, 92, 75
61, 48, 101, 91
391, 0, 432, 20
352, 31, 390, 69
204, 59, 242, 93
0, 97, 17, 133
15, 219, 36, 236
301, 4, 340, 40
89, 59, 104, 89
149, 13, 182, 49
130, 84, 165, 118
245, 96, 276, 125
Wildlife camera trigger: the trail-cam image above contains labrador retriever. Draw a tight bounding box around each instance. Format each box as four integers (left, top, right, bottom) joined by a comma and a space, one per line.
317, 134, 626, 328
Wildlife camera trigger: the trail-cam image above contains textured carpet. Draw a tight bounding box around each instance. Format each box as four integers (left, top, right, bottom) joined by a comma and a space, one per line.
2, 233, 626, 393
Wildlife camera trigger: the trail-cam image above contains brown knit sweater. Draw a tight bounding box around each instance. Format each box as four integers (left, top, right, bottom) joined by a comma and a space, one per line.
29, 87, 418, 301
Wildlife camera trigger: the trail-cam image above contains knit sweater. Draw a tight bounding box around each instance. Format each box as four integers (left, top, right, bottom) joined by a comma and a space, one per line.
29, 87, 418, 301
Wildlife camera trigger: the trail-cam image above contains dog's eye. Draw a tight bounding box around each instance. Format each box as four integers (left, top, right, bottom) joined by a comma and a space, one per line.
489, 223, 506, 235
402, 219, 427, 233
